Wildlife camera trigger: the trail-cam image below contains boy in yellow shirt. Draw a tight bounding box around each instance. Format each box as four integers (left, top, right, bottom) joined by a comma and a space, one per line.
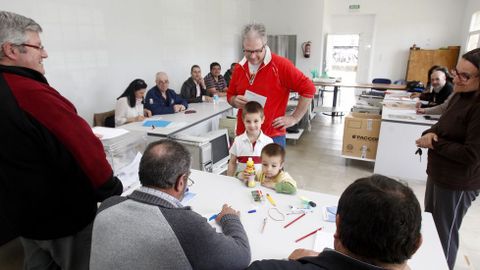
257, 143, 297, 194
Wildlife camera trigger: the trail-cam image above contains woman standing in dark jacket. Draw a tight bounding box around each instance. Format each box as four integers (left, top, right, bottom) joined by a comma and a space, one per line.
416, 48, 480, 270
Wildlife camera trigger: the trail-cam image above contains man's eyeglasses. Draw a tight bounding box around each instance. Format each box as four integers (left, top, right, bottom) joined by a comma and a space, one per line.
451, 68, 479, 82
187, 177, 195, 187
243, 44, 266, 55
19, 43, 45, 52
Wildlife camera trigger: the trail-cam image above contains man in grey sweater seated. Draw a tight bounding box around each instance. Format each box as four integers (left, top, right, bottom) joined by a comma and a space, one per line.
90, 140, 251, 270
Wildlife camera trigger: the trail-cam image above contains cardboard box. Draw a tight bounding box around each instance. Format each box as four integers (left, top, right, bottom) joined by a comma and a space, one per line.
342, 112, 381, 160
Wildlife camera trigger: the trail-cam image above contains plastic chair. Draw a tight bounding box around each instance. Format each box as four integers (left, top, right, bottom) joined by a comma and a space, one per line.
219, 117, 237, 144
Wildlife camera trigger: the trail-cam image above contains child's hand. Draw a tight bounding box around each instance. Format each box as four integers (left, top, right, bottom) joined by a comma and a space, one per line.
236, 172, 248, 182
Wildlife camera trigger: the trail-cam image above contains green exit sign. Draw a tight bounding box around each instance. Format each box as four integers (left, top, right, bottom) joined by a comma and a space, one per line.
349, 4, 360, 10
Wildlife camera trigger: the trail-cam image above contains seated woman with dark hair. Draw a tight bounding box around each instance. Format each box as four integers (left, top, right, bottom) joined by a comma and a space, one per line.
115, 79, 152, 126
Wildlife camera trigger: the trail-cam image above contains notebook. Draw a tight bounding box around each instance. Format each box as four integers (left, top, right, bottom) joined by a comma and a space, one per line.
142, 120, 172, 128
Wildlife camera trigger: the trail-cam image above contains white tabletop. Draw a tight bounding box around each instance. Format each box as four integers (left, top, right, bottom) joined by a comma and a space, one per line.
381, 106, 437, 125
381, 92, 437, 125
186, 170, 448, 269
121, 99, 232, 137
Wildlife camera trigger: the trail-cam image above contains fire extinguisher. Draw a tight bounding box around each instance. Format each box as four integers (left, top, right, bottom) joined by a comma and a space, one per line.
302, 41, 312, 58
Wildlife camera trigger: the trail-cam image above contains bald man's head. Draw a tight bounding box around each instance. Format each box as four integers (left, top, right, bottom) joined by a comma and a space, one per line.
430, 70, 447, 92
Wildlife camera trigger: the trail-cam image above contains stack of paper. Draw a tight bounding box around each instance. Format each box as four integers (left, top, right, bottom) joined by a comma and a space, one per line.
92, 127, 129, 140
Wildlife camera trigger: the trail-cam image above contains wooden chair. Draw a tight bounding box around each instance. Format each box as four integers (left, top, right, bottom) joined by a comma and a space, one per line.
93, 110, 115, 127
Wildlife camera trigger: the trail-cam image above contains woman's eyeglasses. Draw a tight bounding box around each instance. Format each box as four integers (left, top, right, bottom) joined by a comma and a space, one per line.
451, 68, 479, 82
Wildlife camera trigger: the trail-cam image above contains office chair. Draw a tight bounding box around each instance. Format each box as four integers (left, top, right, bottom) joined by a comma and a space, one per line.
368, 78, 392, 96
372, 78, 392, 85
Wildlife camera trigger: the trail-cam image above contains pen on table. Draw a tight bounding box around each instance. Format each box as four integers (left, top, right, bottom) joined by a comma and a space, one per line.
261, 217, 267, 233
248, 209, 257, 214
283, 213, 306, 228
295, 227, 322, 243
266, 193, 277, 207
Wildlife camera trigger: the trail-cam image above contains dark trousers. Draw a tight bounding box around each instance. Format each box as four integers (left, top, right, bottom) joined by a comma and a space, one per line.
20, 222, 93, 270
424, 178, 479, 270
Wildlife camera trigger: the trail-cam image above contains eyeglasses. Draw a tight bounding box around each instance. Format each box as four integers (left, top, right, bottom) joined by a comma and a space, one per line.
20, 43, 45, 52
243, 44, 266, 55
451, 68, 479, 82
187, 177, 195, 187
158, 80, 169, 84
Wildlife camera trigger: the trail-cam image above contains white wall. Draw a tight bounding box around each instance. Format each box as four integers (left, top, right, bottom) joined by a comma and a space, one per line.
326, 0, 465, 82
460, 0, 480, 53
250, 0, 326, 77
2, 0, 251, 122
2, 0, 472, 122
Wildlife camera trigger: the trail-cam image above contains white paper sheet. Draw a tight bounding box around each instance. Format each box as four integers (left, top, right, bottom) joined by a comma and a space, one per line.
92, 126, 129, 140
313, 231, 334, 252
245, 90, 267, 107
117, 152, 142, 193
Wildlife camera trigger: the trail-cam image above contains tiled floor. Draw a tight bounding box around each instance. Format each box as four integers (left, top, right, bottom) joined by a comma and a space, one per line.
285, 101, 480, 270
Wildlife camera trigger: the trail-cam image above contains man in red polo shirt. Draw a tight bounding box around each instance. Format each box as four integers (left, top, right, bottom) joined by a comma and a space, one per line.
0, 11, 122, 269
227, 23, 315, 147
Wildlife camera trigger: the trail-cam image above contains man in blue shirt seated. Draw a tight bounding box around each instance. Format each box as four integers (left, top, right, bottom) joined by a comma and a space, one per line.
248, 174, 423, 270
145, 72, 188, 115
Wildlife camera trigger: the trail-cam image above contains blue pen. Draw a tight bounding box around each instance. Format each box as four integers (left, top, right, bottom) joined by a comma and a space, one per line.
208, 214, 218, 221
248, 209, 257, 214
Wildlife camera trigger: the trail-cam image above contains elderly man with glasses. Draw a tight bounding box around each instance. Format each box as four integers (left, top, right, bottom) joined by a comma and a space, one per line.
0, 11, 123, 269
90, 140, 251, 270
227, 23, 316, 147
145, 71, 188, 115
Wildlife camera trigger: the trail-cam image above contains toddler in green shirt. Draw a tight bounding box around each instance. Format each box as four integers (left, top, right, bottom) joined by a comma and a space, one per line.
257, 143, 297, 194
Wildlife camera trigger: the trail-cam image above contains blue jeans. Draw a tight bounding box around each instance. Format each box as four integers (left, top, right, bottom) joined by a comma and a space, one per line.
272, 135, 286, 148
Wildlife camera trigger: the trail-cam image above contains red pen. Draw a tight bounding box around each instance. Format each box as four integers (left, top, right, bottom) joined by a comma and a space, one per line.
283, 213, 306, 228
295, 228, 322, 243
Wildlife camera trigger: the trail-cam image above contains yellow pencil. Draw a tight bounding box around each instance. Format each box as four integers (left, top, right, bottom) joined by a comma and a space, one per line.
266, 193, 277, 207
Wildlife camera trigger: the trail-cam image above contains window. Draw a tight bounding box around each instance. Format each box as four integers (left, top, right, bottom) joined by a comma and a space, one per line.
467, 11, 480, 51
